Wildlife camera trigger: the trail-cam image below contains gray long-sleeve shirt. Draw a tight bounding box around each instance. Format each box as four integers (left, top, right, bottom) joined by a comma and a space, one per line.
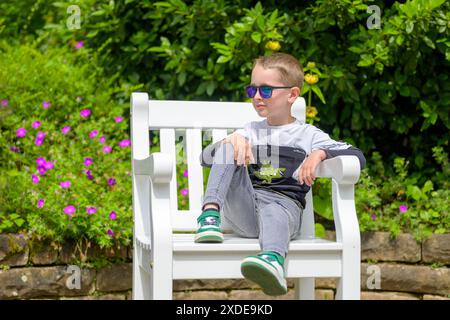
200, 119, 366, 208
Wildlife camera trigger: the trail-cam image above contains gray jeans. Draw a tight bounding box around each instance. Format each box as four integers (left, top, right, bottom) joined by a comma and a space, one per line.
202, 143, 303, 257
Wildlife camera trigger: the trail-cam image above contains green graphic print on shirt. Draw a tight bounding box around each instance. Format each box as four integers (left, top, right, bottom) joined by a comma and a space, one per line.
253, 161, 286, 184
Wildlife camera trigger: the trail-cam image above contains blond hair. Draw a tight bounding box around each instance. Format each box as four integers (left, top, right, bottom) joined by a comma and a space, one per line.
253, 53, 304, 90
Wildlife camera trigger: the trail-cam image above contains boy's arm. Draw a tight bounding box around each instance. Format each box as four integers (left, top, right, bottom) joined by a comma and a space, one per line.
199, 124, 251, 168
200, 140, 224, 168
318, 146, 366, 169
309, 125, 366, 169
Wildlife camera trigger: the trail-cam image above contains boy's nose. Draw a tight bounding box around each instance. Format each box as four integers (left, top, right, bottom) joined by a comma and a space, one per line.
253, 89, 263, 100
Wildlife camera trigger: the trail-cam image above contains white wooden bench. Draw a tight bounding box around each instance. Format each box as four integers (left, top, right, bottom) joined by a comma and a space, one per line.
131, 92, 361, 300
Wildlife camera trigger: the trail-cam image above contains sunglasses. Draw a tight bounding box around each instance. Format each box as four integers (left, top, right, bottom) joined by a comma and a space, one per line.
245, 85, 294, 99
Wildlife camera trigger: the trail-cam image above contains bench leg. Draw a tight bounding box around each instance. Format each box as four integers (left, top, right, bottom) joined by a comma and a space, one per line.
335, 276, 360, 300
294, 278, 315, 300
132, 247, 173, 300
335, 254, 360, 300
132, 248, 152, 300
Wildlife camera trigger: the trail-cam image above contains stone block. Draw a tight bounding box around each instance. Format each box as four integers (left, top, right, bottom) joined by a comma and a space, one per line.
422, 294, 450, 300
422, 234, 450, 265
361, 263, 450, 295
174, 290, 229, 300
30, 240, 58, 265
361, 291, 420, 300
0, 234, 29, 266
0, 266, 95, 299
96, 263, 132, 292
361, 232, 421, 262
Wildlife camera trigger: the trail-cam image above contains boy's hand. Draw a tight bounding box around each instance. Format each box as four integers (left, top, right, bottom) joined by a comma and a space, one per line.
298, 150, 327, 186
222, 133, 255, 166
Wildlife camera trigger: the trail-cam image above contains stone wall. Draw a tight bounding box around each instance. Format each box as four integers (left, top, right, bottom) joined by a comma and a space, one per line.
0, 232, 449, 300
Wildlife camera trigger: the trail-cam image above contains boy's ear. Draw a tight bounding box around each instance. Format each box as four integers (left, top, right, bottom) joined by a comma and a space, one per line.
288, 87, 301, 103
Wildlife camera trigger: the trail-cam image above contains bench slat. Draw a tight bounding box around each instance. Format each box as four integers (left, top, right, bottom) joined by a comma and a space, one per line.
160, 129, 178, 210
186, 129, 204, 211
148, 100, 262, 129
212, 129, 228, 143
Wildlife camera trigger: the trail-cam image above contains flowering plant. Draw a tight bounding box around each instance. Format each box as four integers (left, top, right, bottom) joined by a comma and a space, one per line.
302, 62, 327, 124
0, 44, 134, 248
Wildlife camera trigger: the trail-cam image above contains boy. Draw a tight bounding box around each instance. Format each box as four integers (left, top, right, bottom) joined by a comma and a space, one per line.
195, 53, 366, 296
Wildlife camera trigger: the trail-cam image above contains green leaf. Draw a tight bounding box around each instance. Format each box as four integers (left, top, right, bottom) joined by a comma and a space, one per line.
422, 36, 435, 49
315, 223, 326, 239
217, 55, 232, 64
311, 86, 326, 104
206, 82, 215, 96
396, 35, 404, 46
177, 72, 186, 86
14, 218, 25, 227
314, 196, 334, 219
405, 21, 414, 34
256, 15, 265, 32
358, 54, 374, 67
251, 32, 262, 43
407, 185, 423, 201
422, 180, 434, 194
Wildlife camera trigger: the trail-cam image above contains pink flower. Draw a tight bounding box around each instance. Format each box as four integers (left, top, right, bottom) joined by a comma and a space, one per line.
109, 211, 117, 220
75, 41, 84, 49
42, 101, 51, 109
107, 229, 114, 237
80, 109, 91, 118
37, 166, 47, 175
37, 199, 44, 208
371, 214, 377, 221
114, 116, 123, 123
32, 174, 40, 184
399, 205, 408, 213
183, 169, 188, 177
10, 146, 19, 153
60, 180, 71, 188
32, 121, 41, 129
1, 99, 8, 107
83, 157, 93, 166
64, 205, 76, 216
36, 157, 46, 166
16, 128, 27, 137
107, 178, 116, 187
98, 136, 105, 144
181, 188, 188, 197
84, 169, 94, 180
86, 206, 96, 215
44, 161, 54, 170
102, 145, 112, 153
118, 139, 131, 148
35, 132, 45, 146
89, 130, 98, 138
61, 126, 71, 134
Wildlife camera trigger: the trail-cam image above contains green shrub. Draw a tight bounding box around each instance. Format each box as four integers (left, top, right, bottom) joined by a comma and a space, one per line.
0, 42, 136, 247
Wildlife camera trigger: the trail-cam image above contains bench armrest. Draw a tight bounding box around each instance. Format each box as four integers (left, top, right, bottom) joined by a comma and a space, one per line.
316, 155, 361, 185
133, 153, 173, 183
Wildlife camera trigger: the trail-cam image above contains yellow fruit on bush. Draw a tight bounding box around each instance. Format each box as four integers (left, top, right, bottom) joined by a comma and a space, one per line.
305, 73, 319, 85
306, 106, 318, 118
265, 40, 281, 51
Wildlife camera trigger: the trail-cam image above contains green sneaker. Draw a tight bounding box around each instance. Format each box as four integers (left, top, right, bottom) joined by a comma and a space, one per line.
194, 209, 224, 243
241, 251, 287, 296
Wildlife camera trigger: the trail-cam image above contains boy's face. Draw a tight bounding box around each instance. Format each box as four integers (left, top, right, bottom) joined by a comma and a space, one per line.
250, 64, 299, 126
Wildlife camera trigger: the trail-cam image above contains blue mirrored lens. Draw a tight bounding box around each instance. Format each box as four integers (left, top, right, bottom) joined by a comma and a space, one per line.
245, 86, 257, 98
260, 86, 273, 98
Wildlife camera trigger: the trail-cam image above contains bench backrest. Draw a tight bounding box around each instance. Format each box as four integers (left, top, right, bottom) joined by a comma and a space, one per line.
138, 96, 315, 238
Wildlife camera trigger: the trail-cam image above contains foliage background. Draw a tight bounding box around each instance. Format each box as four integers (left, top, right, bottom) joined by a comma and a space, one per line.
0, 0, 449, 246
